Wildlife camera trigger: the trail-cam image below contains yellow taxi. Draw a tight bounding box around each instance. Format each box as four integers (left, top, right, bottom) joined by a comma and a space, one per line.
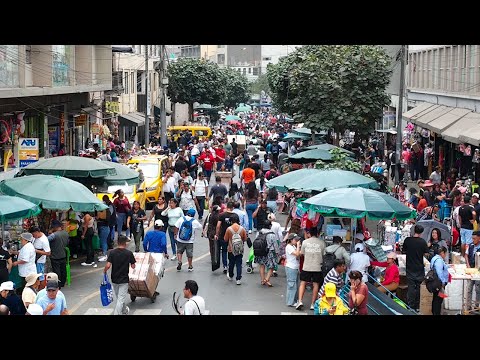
127, 155, 170, 208
167, 126, 212, 141
96, 182, 147, 209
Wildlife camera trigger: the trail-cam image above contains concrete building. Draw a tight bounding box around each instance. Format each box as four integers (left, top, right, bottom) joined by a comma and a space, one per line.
0, 45, 112, 179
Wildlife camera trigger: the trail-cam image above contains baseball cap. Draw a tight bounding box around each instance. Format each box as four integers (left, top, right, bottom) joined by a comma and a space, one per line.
45, 272, 59, 282
355, 243, 365, 252
51, 219, 62, 228
25, 273, 41, 287
387, 252, 397, 259
287, 233, 298, 241
0, 281, 14, 292
26, 303, 43, 315
154, 219, 164, 227
186, 208, 196, 217
324, 282, 337, 298
473, 193, 480, 198
46, 281, 59, 291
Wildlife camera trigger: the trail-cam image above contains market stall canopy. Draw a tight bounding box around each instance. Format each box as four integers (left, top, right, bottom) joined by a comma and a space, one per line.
423, 107, 470, 133
0, 175, 108, 212
305, 143, 355, 157
118, 112, 145, 126
402, 102, 437, 122
102, 162, 140, 186
282, 133, 311, 141
449, 112, 480, 146
292, 127, 312, 135
0, 196, 41, 222
266, 169, 379, 193
19, 156, 117, 178
234, 103, 252, 113
288, 149, 333, 163
299, 187, 416, 220
225, 115, 241, 121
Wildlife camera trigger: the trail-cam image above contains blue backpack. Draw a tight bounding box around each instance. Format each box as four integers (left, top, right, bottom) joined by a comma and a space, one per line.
179, 216, 194, 241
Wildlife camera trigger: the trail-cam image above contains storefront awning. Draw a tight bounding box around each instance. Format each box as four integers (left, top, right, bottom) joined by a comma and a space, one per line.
402, 102, 437, 121
411, 105, 451, 128
118, 112, 145, 127
424, 107, 470, 133
442, 112, 480, 145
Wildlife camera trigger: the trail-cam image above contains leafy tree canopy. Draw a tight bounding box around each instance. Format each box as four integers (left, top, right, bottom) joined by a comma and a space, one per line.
314, 148, 361, 172
267, 45, 392, 136
221, 67, 250, 108
249, 73, 270, 97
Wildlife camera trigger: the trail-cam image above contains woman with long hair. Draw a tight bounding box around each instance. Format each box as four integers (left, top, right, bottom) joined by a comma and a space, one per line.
228, 182, 243, 205
161, 198, 184, 261
148, 196, 169, 230
127, 200, 147, 252
203, 205, 221, 259
113, 189, 131, 239
81, 212, 96, 267
428, 228, 448, 261
245, 182, 260, 234
284, 234, 301, 307
348, 270, 369, 315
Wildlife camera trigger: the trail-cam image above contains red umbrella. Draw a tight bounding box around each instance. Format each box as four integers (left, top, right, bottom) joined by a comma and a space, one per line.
228, 120, 241, 126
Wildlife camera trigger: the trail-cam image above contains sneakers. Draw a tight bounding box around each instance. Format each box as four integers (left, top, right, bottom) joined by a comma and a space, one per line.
273, 271, 278, 277
188, 265, 193, 272
98, 255, 108, 262
81, 262, 94, 266
223, 266, 228, 274
289, 302, 299, 308
248, 230, 252, 234
177, 262, 182, 271
227, 274, 233, 281
236, 280, 241, 285
93, 263, 98, 268
310, 304, 315, 310
124, 306, 130, 315
170, 255, 177, 261
295, 301, 304, 310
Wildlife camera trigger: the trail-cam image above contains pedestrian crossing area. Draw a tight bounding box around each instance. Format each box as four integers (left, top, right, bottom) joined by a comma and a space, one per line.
82, 308, 308, 315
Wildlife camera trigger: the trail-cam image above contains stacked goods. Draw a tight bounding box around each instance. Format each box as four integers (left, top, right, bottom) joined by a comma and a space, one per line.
128, 252, 158, 298
419, 282, 433, 315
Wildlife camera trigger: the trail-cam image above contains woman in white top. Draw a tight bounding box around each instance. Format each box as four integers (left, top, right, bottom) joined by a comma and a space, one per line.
161, 198, 185, 260
285, 233, 301, 307
349, 243, 371, 283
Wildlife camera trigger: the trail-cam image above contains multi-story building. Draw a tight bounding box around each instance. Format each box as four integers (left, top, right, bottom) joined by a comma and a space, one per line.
0, 45, 112, 179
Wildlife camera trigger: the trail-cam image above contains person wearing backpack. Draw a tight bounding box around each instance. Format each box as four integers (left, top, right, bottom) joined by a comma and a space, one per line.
224, 214, 247, 285
192, 172, 209, 221
465, 231, 480, 311
296, 226, 326, 311
253, 220, 279, 287
215, 202, 238, 274
174, 208, 202, 272
429, 246, 449, 315
323, 236, 350, 278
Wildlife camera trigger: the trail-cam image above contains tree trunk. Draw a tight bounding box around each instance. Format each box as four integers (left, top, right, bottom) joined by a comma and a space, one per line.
171, 103, 176, 126
188, 103, 194, 123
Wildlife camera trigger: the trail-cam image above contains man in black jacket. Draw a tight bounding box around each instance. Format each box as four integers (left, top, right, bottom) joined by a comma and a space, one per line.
47, 220, 71, 289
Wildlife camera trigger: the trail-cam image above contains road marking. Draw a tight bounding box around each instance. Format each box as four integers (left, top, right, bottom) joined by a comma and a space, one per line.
70, 250, 211, 314
84, 308, 114, 315
132, 309, 162, 315
280, 312, 308, 315
231, 311, 259, 315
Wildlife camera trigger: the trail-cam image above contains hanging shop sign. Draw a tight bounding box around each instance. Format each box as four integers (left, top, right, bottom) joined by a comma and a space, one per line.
105, 101, 119, 114
91, 123, 101, 135
19, 137, 39, 167
75, 114, 88, 126
60, 113, 65, 145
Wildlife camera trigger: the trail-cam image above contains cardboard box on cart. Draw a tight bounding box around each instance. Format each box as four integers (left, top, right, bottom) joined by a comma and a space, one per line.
128, 252, 158, 298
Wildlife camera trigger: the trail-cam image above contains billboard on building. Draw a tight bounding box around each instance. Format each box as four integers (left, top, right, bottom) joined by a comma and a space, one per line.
19, 137, 39, 167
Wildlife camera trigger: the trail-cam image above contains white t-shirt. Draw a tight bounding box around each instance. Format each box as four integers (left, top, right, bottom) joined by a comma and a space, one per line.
193, 179, 209, 197
33, 234, 51, 264
179, 190, 196, 211
184, 295, 205, 315
163, 176, 176, 193
174, 216, 202, 243
22, 286, 37, 307
17, 242, 37, 277
286, 244, 300, 270
163, 207, 184, 227
349, 252, 371, 283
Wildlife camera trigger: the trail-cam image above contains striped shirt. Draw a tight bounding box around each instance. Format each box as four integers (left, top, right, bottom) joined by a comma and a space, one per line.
318, 268, 344, 297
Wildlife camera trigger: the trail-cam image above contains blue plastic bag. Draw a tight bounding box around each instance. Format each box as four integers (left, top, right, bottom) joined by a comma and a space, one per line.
100, 273, 114, 306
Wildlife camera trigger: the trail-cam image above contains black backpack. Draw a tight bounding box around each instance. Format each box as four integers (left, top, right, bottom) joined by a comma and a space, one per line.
253, 232, 272, 257
321, 245, 341, 278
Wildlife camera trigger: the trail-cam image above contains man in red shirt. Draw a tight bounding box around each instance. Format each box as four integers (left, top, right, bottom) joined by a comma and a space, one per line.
215, 144, 226, 171
198, 149, 215, 182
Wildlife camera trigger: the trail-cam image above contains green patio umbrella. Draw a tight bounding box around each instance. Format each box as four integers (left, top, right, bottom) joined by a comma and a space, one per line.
102, 162, 140, 186
292, 127, 312, 135
0, 175, 108, 212
19, 156, 117, 178
194, 103, 213, 110
288, 149, 333, 163
266, 169, 379, 193
305, 143, 355, 157
0, 195, 40, 222
282, 133, 311, 141
234, 103, 252, 113
225, 115, 241, 121
299, 187, 416, 220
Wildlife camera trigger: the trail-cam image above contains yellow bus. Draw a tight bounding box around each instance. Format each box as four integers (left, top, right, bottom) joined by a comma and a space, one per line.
167, 126, 212, 141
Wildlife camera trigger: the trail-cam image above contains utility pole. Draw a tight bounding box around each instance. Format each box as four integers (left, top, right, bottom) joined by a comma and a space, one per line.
145, 45, 150, 146
395, 45, 407, 185
159, 45, 167, 148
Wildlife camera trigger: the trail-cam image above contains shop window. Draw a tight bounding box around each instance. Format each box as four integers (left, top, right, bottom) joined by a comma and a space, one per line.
25, 45, 32, 65
0, 45, 19, 88
217, 54, 225, 65
52, 45, 72, 86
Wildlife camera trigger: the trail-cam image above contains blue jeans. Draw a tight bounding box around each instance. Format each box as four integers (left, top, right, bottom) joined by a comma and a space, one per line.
216, 162, 224, 171
36, 263, 45, 281
228, 252, 243, 280
267, 201, 277, 215
245, 203, 258, 231
461, 228, 473, 245
167, 226, 177, 256
219, 239, 228, 268
98, 225, 110, 255
116, 213, 130, 238
204, 169, 212, 182
285, 266, 299, 306
196, 196, 205, 219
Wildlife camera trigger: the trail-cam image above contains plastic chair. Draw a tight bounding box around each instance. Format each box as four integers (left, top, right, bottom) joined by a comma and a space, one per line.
65, 247, 71, 286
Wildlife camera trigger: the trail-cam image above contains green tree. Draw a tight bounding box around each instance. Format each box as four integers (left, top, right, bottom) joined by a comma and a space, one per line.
267, 45, 392, 141
221, 67, 250, 108
314, 148, 361, 172
249, 73, 270, 96
167, 58, 226, 121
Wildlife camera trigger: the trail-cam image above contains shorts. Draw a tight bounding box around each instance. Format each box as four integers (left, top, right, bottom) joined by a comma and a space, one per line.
177, 242, 194, 258
461, 228, 473, 245
300, 270, 323, 284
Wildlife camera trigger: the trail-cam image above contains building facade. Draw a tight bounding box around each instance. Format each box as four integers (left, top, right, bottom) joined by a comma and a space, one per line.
0, 45, 112, 179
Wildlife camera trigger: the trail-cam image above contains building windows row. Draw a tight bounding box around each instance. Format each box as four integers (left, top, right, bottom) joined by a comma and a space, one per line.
0, 45, 19, 88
